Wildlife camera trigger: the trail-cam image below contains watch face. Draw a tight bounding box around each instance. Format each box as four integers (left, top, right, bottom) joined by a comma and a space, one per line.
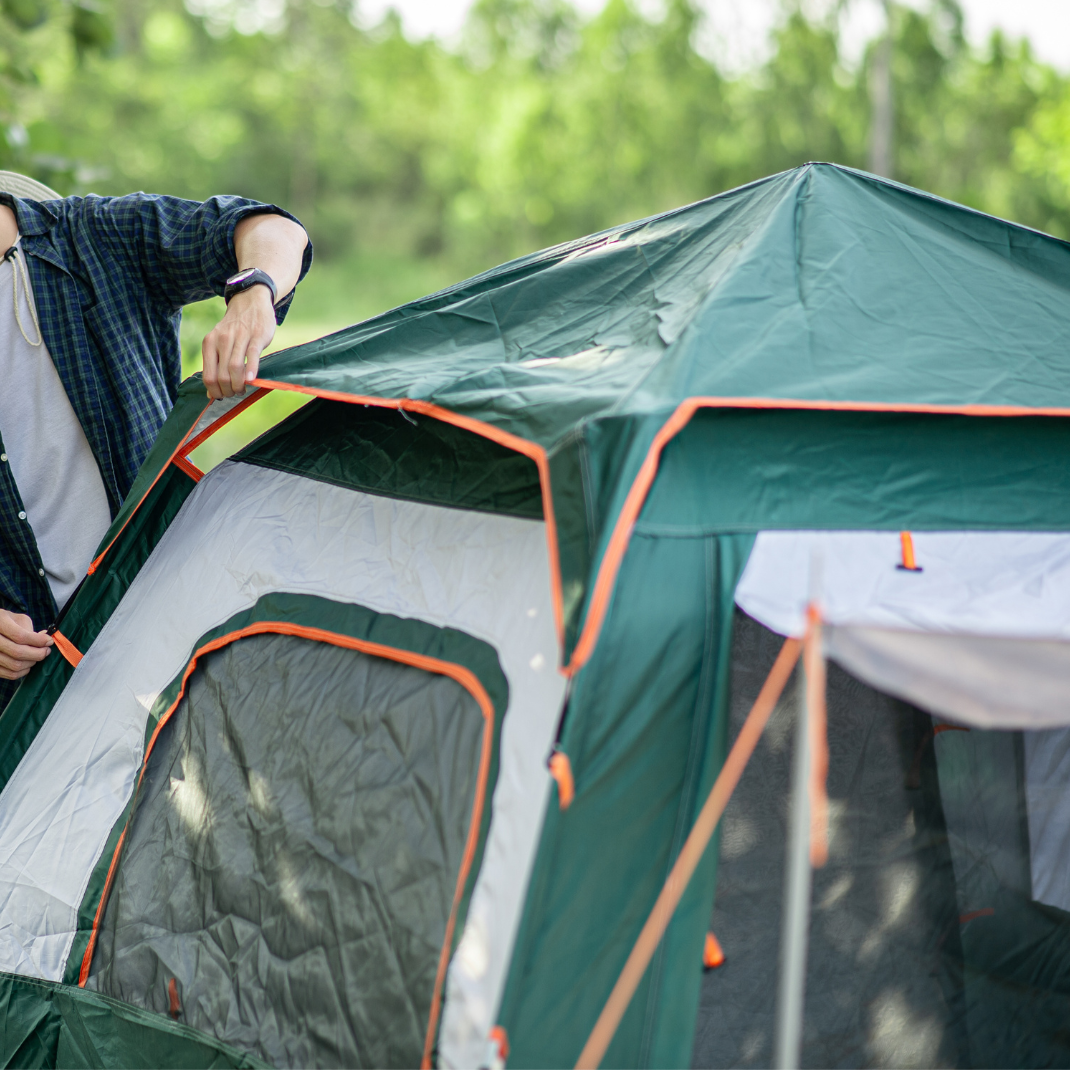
228, 269, 255, 285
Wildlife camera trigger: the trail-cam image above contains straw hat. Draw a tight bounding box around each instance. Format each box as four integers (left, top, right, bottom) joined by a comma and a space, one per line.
0, 170, 60, 201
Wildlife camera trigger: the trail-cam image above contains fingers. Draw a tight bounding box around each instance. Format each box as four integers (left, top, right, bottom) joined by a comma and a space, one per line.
202, 332, 222, 402
0, 610, 51, 678
244, 340, 261, 386
202, 290, 276, 401
0, 610, 51, 647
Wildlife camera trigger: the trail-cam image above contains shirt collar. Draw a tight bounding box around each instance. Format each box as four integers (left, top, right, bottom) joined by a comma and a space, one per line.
0, 193, 59, 237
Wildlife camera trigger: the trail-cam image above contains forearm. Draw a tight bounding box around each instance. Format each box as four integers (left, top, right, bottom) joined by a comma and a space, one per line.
201, 212, 309, 400
233, 212, 308, 305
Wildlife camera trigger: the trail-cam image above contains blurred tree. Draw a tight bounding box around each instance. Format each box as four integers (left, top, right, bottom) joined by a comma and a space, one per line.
8, 0, 1070, 277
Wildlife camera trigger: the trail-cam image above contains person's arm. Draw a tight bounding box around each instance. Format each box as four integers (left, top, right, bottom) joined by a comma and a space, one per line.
0, 608, 51, 680
201, 213, 309, 401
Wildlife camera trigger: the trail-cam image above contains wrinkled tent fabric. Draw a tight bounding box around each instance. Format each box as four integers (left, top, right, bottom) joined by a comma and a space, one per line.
89, 632, 488, 1069
2, 163, 1070, 1067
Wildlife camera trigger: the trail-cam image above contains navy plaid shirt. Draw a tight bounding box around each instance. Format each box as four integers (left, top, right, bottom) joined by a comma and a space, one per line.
0, 193, 311, 689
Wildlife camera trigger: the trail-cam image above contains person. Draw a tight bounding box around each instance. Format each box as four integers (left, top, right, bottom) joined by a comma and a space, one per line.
0, 171, 311, 708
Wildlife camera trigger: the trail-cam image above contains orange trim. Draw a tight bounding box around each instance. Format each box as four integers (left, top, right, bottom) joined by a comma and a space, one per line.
575, 636, 801, 1070
168, 977, 181, 1019
702, 931, 725, 969
172, 454, 204, 483
549, 750, 575, 810
490, 1026, 510, 1062
79, 618, 497, 1062
179, 386, 271, 458
804, 605, 829, 869
85, 383, 1070, 672
934, 723, 969, 736
898, 531, 921, 571
48, 628, 83, 668
959, 907, 995, 924
566, 394, 1070, 673
86, 401, 213, 576
253, 379, 566, 652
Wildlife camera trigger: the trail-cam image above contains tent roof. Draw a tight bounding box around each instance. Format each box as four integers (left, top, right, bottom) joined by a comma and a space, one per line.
163, 163, 1070, 670
253, 161, 1070, 448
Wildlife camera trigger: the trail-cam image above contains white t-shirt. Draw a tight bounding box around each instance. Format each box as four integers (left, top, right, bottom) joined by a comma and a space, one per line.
0, 244, 112, 611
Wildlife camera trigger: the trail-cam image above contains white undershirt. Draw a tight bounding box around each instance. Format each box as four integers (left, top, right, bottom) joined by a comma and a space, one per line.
0, 244, 111, 611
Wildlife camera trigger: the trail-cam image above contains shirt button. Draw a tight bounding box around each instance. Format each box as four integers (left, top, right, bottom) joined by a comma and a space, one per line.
37, 568, 43, 577
0, 453, 6, 461
17, 511, 26, 519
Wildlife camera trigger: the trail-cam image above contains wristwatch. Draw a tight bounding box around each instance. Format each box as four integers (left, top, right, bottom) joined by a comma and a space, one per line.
224, 267, 278, 306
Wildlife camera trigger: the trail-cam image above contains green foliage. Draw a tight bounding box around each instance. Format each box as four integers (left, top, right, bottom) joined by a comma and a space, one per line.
3, 0, 1070, 297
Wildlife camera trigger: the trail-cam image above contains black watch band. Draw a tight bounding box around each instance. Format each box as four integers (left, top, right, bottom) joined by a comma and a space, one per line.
224, 267, 278, 306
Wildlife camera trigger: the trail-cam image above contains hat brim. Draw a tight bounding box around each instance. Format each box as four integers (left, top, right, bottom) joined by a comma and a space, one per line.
0, 170, 60, 201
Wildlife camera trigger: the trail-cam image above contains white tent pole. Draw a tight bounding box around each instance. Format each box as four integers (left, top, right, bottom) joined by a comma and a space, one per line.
774, 671, 813, 1070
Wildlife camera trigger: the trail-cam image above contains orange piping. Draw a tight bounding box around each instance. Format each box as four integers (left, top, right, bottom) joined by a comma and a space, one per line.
86, 400, 212, 576
253, 379, 566, 651
78, 619, 497, 1038
92, 384, 1070, 670
179, 386, 271, 457
565, 394, 1070, 674
172, 454, 204, 483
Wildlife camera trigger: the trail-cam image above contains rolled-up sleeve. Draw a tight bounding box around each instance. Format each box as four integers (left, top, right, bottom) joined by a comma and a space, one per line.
78, 193, 313, 322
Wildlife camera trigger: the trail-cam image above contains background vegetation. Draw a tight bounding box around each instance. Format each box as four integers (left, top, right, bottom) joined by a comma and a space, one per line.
2, 0, 1069, 458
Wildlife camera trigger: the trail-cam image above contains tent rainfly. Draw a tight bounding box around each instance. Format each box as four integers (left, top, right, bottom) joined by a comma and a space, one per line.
4, 162, 1070, 1068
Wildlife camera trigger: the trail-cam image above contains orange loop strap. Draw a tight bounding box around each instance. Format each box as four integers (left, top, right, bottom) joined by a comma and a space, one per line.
48, 627, 83, 668
897, 531, 923, 572
575, 635, 802, 1070
549, 750, 575, 810
702, 931, 725, 970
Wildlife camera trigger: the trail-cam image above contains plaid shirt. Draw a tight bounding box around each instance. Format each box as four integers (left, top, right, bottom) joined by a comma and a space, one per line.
0, 193, 311, 685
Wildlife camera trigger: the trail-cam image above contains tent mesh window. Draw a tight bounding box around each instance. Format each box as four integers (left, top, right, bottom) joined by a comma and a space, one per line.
694, 611, 1070, 1069
86, 630, 485, 1069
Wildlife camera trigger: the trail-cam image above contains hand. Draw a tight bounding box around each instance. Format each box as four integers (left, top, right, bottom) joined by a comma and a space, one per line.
0, 608, 52, 680
201, 285, 276, 401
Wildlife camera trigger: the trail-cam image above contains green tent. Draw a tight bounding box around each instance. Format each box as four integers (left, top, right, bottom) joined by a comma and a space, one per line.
4, 161, 1070, 1067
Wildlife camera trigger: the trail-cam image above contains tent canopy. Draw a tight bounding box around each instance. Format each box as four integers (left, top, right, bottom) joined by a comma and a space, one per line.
4, 163, 1070, 1069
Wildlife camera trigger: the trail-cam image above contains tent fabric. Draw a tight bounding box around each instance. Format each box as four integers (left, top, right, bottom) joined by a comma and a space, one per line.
497, 532, 755, 1068
735, 530, 1070, 727
6, 163, 1070, 1067
735, 530, 1070, 641
0, 970, 262, 1067
237, 398, 544, 519
87, 630, 490, 1069
825, 626, 1070, 730
232, 162, 1070, 658
0, 461, 562, 1017
71, 591, 510, 992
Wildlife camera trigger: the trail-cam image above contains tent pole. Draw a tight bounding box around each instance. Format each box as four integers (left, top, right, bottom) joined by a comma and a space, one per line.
774, 672, 812, 1070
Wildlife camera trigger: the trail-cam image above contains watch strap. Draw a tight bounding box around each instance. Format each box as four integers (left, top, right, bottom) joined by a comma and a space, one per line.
224, 267, 278, 306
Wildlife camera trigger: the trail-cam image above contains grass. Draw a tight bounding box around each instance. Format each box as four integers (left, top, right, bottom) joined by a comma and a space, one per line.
180, 250, 458, 470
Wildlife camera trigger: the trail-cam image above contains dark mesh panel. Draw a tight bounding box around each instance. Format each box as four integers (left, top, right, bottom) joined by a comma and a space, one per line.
87, 631, 485, 1069
692, 611, 1070, 1069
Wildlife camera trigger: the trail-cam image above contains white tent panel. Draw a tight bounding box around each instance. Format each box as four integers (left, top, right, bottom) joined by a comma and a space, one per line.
735, 530, 1070, 641
825, 625, 1070, 730
0, 461, 564, 1066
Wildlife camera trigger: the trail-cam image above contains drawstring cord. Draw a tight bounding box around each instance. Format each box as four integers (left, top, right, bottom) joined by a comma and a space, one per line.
4, 244, 42, 347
